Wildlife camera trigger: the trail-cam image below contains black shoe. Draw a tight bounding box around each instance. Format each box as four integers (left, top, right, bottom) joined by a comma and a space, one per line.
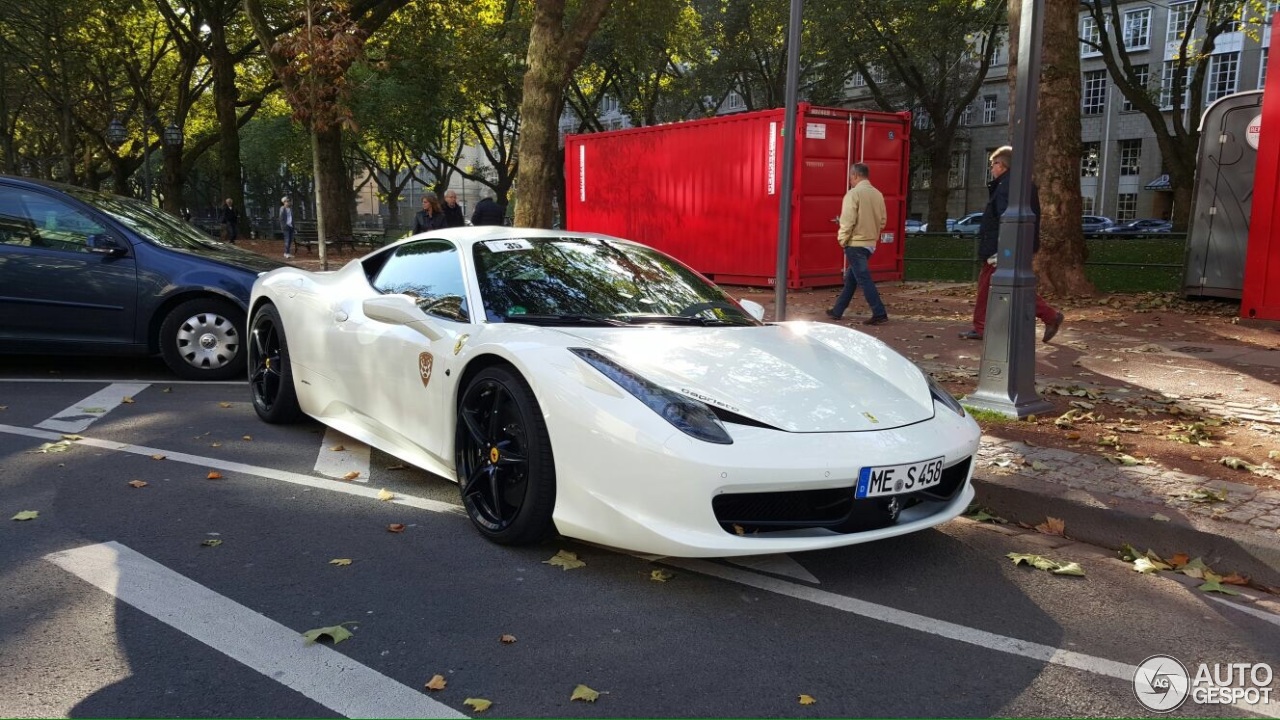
959, 330, 983, 340
1043, 311, 1064, 343
825, 309, 841, 320
863, 315, 889, 326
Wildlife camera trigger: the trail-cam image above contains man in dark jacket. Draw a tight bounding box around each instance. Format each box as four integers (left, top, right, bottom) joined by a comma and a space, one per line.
471, 194, 505, 226
220, 198, 238, 244
442, 190, 466, 227
961, 145, 1063, 343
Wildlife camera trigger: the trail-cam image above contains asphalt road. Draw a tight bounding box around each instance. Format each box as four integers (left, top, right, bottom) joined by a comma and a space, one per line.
1, 359, 1278, 718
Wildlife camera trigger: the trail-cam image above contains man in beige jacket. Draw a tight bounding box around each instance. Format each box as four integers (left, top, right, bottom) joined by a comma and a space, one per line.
826, 163, 888, 325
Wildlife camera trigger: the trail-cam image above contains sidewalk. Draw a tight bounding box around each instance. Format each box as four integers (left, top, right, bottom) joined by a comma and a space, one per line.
736, 280, 1280, 589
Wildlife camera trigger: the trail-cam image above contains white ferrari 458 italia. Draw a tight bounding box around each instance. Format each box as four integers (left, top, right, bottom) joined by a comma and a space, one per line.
247, 227, 981, 557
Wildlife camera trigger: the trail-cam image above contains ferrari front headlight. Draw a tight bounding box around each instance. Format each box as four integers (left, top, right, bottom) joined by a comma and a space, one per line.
570, 348, 733, 444
927, 375, 966, 417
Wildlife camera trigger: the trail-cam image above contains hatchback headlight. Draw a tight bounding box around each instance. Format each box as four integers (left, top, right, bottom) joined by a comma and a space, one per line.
570, 348, 733, 444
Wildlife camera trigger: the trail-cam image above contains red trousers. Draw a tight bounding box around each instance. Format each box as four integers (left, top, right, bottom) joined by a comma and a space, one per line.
973, 261, 1058, 333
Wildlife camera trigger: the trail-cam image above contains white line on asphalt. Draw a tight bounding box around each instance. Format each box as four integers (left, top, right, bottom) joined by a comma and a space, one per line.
664, 557, 1137, 681
726, 554, 821, 584
1211, 596, 1280, 629
46, 542, 465, 719
315, 428, 371, 483
35, 383, 150, 433
0, 378, 240, 385
0, 424, 463, 516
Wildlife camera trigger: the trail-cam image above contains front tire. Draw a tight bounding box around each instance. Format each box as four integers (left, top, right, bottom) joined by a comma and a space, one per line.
248, 304, 302, 424
455, 366, 556, 545
159, 298, 245, 381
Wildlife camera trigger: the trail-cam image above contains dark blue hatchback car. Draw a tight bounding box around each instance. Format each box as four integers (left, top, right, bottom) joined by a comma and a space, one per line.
0, 176, 282, 380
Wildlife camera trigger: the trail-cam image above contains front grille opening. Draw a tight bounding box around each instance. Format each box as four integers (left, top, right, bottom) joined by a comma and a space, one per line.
711, 455, 972, 535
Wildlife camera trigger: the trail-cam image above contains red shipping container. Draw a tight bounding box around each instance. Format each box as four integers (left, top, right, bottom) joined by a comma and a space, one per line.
564, 103, 912, 288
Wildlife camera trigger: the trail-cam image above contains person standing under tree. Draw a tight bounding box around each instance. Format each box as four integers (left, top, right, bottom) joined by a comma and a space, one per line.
220, 198, 238, 244
413, 192, 447, 234
279, 196, 295, 259
442, 190, 465, 227
826, 163, 889, 325
959, 145, 1063, 342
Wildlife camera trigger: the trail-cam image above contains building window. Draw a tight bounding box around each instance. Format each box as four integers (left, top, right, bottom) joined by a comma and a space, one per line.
1161, 61, 1192, 109
912, 165, 931, 190
1167, 2, 1194, 45
601, 95, 619, 114
1123, 65, 1150, 111
1123, 8, 1152, 50
1082, 70, 1107, 115
1117, 193, 1138, 221
914, 109, 932, 129
1119, 139, 1142, 176
726, 92, 745, 110
851, 73, 866, 87
1206, 52, 1240, 102
1081, 16, 1101, 56
982, 95, 997, 123
1261, 48, 1270, 89
1081, 142, 1100, 177
960, 104, 973, 126
948, 151, 967, 189
1081, 196, 1095, 214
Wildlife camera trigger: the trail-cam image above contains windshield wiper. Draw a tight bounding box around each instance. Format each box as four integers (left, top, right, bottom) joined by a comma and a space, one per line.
502, 313, 630, 327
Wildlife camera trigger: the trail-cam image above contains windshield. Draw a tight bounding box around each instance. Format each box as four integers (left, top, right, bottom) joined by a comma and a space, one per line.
472, 236, 759, 326
62, 186, 230, 251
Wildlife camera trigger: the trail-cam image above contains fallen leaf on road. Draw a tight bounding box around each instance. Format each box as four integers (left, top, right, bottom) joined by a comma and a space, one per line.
799, 694, 817, 705
1034, 517, 1065, 537
1106, 454, 1142, 466
651, 569, 673, 582
218, 402, 232, 408
330, 444, 346, 452
1007, 553, 1085, 576
570, 684, 600, 702
463, 698, 492, 713
201, 539, 222, 547
242, 435, 252, 441
210, 442, 222, 448
1175, 488, 1227, 503
151, 454, 166, 460
207, 471, 223, 479
122, 396, 135, 404
61, 434, 83, 441
32, 440, 73, 454
162, 387, 171, 393
923, 354, 939, 360
377, 488, 394, 501
1219, 456, 1257, 471
1221, 572, 1250, 585
302, 624, 353, 645
500, 634, 517, 644
342, 471, 361, 481
424, 674, 447, 691
1169, 553, 1190, 567
387, 523, 405, 533
12, 510, 38, 521
543, 549, 586, 570
1198, 579, 1241, 595
1151, 513, 1170, 522
1133, 557, 1170, 574
329, 558, 352, 566
82, 407, 106, 413
1179, 557, 1210, 579
128, 480, 148, 488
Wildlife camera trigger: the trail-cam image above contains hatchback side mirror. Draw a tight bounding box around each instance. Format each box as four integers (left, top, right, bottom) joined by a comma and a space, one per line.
86, 234, 127, 257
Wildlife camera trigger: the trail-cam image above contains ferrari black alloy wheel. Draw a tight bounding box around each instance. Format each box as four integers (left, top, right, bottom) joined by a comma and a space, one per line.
455, 365, 556, 545
248, 304, 302, 424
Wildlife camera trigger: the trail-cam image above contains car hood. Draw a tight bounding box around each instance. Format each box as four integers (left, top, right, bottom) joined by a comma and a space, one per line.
553, 323, 934, 433
173, 243, 284, 274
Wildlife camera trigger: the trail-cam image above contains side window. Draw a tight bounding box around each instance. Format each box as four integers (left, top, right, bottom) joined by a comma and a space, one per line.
0, 189, 108, 252
372, 240, 470, 322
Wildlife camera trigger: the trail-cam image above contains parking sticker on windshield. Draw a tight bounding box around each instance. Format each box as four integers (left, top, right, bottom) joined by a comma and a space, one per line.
484, 239, 534, 253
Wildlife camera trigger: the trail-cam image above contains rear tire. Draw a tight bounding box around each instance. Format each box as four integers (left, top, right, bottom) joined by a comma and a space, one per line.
159, 298, 245, 381
455, 366, 556, 545
247, 304, 302, 424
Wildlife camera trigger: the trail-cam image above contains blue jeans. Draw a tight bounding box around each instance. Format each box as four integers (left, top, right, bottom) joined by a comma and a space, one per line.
283, 227, 295, 255
831, 246, 886, 318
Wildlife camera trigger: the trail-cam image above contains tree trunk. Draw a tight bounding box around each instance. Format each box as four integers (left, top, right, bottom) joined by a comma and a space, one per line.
514, 0, 611, 228
1032, 0, 1093, 297
926, 144, 952, 231
311, 129, 327, 270
1171, 183, 1193, 232
316, 124, 351, 264
209, 21, 245, 236
162, 144, 184, 215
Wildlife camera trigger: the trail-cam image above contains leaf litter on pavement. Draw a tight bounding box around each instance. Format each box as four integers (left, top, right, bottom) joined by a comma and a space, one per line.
1006, 553, 1086, 577
302, 623, 354, 645
12, 510, 38, 521
543, 550, 586, 570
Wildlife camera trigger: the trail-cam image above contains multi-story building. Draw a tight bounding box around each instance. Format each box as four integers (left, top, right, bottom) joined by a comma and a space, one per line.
848, 2, 1275, 223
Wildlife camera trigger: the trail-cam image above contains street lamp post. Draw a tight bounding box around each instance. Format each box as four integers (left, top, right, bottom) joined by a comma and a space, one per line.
963, 0, 1054, 418
773, 0, 804, 320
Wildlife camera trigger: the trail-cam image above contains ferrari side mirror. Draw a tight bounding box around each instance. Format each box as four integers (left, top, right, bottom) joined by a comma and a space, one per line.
362, 294, 444, 341
739, 299, 766, 322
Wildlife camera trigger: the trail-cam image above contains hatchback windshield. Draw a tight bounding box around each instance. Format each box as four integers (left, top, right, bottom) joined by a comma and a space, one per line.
472, 237, 759, 326
62, 186, 227, 251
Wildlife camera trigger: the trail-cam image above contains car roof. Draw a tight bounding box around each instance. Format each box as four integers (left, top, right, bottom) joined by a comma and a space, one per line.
382, 226, 636, 254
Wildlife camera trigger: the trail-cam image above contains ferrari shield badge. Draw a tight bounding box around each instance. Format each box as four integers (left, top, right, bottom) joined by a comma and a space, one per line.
862, 411, 880, 424
418, 351, 435, 387
453, 334, 470, 356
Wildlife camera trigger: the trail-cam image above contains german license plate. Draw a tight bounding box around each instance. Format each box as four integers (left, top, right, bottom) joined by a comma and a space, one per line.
855, 457, 945, 499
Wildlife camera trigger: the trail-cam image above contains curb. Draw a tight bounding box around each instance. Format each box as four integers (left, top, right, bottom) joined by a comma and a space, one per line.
972, 471, 1280, 589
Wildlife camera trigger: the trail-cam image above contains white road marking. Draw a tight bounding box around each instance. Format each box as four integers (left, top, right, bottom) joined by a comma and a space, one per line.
315, 428, 371, 482
46, 542, 465, 719
726, 554, 820, 584
35, 383, 150, 433
0, 424, 463, 516
1211, 596, 1280, 629
665, 557, 1136, 681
